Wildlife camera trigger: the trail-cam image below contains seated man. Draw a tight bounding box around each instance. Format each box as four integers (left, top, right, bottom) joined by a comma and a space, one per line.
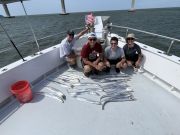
59, 28, 89, 67
104, 37, 127, 73
123, 33, 143, 70
81, 32, 105, 77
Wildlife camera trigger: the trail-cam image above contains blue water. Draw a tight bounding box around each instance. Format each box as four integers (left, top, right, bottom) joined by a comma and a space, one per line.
0, 7, 180, 68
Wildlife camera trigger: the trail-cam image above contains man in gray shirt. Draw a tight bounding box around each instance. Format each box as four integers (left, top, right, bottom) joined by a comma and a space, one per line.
59, 28, 89, 67
104, 37, 127, 73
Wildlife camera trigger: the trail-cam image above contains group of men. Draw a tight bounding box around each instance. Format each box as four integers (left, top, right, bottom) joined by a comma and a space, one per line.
59, 28, 143, 77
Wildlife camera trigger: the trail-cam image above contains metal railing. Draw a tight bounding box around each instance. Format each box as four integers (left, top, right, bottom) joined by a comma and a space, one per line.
0, 27, 84, 54
0, 27, 84, 68
111, 24, 180, 55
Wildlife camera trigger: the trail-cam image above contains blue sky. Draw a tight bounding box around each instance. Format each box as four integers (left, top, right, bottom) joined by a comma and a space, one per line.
0, 0, 180, 16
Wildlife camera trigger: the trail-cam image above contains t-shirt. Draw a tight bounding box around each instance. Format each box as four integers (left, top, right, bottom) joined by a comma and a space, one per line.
123, 43, 141, 61
81, 43, 102, 61
59, 36, 78, 58
105, 46, 125, 60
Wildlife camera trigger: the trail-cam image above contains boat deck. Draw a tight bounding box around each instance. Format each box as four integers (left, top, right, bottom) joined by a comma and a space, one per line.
1, 65, 180, 135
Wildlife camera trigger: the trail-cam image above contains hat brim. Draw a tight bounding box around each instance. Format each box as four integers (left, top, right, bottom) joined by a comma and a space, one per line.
126, 37, 137, 40
88, 36, 96, 39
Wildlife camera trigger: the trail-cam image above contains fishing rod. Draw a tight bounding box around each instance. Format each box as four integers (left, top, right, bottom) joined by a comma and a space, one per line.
0, 22, 25, 61
20, 0, 41, 54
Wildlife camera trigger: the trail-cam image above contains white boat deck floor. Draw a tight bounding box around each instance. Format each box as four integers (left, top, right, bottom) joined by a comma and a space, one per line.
1, 65, 180, 135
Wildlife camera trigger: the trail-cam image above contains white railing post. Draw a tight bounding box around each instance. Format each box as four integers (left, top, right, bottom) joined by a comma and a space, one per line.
167, 40, 174, 55
126, 29, 129, 37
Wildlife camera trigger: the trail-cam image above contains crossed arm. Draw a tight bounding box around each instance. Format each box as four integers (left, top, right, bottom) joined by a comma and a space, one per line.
82, 53, 103, 69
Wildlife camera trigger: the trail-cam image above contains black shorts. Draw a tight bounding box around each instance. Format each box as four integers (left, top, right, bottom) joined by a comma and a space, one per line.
126, 57, 139, 66
129, 57, 138, 62
107, 58, 121, 65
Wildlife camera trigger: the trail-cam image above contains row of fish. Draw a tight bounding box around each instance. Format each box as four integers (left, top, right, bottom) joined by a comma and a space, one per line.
34, 86, 66, 103
42, 71, 136, 110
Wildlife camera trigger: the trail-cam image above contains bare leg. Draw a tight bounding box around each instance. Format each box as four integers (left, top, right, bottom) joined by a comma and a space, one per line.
116, 61, 127, 69
97, 62, 105, 71
126, 60, 134, 67
83, 65, 92, 77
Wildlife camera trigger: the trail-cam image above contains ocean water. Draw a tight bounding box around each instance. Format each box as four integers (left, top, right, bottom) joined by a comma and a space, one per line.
0, 7, 180, 68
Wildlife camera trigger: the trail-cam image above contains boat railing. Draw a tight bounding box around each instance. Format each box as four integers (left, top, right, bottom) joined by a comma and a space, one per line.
0, 27, 84, 54
0, 27, 84, 68
1, 24, 180, 68
0, 32, 62, 54
111, 24, 180, 55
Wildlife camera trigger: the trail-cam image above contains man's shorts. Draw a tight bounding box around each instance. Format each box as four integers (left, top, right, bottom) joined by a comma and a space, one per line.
126, 57, 139, 66
107, 58, 121, 65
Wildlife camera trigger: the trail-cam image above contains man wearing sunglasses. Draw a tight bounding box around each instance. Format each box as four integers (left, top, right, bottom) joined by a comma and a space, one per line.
59, 28, 89, 67
81, 32, 105, 77
123, 33, 143, 70
104, 37, 127, 73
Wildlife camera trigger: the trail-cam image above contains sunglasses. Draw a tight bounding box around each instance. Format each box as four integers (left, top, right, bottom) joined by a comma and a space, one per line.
127, 38, 134, 40
89, 38, 96, 41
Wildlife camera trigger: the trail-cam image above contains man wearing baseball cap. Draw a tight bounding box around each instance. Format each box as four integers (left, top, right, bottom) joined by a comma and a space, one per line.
81, 32, 105, 77
123, 33, 143, 70
59, 28, 89, 67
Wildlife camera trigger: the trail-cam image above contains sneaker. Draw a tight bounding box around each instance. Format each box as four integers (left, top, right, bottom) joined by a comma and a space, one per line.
138, 67, 144, 73
84, 72, 90, 77
115, 68, 120, 73
133, 67, 138, 72
68, 63, 77, 69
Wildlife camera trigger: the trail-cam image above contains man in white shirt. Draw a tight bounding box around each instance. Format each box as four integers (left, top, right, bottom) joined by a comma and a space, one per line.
59, 28, 89, 67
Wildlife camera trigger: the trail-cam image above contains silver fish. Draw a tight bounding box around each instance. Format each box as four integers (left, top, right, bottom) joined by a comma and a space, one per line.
102, 98, 136, 110
34, 91, 64, 103
44, 86, 66, 100
75, 97, 101, 105
100, 93, 133, 101
69, 90, 101, 97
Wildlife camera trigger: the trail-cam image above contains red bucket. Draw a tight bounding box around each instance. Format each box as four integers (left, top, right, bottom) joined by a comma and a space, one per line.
10, 80, 33, 103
